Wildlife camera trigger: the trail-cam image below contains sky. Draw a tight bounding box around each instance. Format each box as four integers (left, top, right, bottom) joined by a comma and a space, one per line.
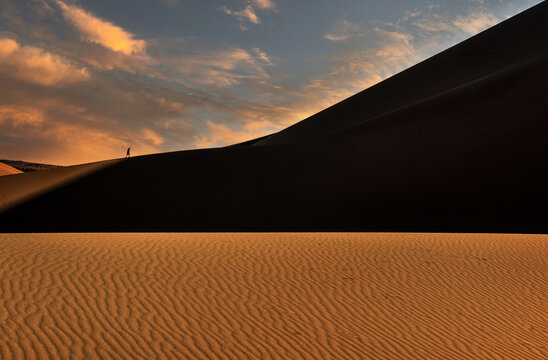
0, 0, 542, 165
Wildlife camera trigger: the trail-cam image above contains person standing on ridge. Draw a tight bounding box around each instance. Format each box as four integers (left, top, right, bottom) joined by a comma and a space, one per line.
126, 147, 131, 158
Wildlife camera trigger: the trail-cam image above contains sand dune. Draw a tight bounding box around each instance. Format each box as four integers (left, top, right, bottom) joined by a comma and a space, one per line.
0, 233, 545, 359
1, 3, 546, 233
0, 160, 62, 173
0, 162, 22, 177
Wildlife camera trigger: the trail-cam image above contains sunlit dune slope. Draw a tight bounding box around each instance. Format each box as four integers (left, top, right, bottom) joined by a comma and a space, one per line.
0, 233, 546, 360
0, 162, 22, 177
0, 3, 547, 232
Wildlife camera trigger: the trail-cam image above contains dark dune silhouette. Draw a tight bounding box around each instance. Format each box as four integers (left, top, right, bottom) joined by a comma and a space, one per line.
1, 2, 547, 233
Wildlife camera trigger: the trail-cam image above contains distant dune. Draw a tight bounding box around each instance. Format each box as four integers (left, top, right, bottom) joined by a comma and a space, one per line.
0, 2, 547, 232
0, 160, 63, 173
0, 162, 22, 177
0, 233, 545, 359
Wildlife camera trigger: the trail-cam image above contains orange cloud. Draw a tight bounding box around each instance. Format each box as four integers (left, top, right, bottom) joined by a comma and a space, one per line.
0, 102, 167, 165
45, 122, 165, 165
0, 37, 90, 86
56, 0, 146, 55
324, 21, 366, 41
0, 105, 45, 127
194, 120, 279, 148
410, 7, 500, 35
252, 0, 276, 10
252, 47, 273, 65
142, 128, 165, 146
453, 11, 499, 34
220, 5, 260, 25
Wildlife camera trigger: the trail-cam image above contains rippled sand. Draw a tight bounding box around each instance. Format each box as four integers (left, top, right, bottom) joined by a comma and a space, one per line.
0, 233, 546, 359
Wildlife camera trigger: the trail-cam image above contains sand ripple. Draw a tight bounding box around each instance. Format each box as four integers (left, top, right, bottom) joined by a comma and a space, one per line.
0, 233, 546, 359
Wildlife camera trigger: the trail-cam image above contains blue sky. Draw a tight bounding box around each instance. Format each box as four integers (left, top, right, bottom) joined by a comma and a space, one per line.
0, 0, 542, 164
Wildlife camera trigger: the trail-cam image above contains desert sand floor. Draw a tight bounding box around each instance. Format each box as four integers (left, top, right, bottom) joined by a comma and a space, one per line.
0, 233, 545, 359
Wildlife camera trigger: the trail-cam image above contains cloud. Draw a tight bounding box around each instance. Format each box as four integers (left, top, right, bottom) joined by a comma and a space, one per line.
56, 0, 146, 55
374, 30, 415, 61
0, 105, 45, 127
142, 128, 165, 146
193, 119, 279, 148
191, 15, 425, 150
412, 14, 456, 32
324, 21, 366, 41
252, 0, 276, 10
220, 0, 277, 29
252, 47, 273, 65
453, 11, 499, 33
0, 37, 90, 86
0, 26, 281, 165
220, 5, 260, 25
0, 75, 198, 165
0, 0, 25, 31
191, 19, 424, 149
408, 6, 500, 36
313, 21, 420, 108
174, 47, 271, 88
0, 103, 127, 165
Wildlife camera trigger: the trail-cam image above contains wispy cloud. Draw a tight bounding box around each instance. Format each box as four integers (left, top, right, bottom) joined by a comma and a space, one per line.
411, 13, 456, 32
0, 0, 25, 31
220, 5, 260, 25
194, 119, 279, 148
173, 47, 272, 88
220, 0, 277, 29
0, 37, 89, 86
407, 5, 500, 37
308, 21, 420, 111
0, 73, 199, 164
0, 105, 45, 128
252, 0, 276, 10
453, 11, 499, 33
252, 48, 273, 65
324, 20, 366, 41
56, 0, 146, 55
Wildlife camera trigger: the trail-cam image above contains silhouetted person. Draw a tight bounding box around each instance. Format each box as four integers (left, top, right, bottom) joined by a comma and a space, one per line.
126, 147, 131, 158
